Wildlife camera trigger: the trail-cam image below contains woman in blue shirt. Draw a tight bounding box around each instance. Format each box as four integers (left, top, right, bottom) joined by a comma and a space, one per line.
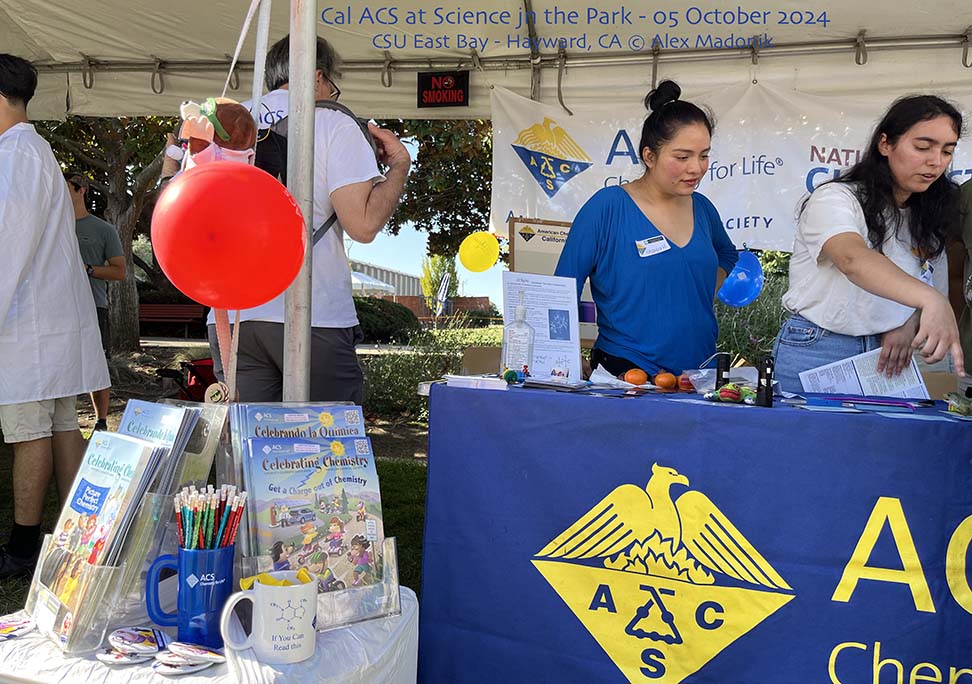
555, 80, 738, 377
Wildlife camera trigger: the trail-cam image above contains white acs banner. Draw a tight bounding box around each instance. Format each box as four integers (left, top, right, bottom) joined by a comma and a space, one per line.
490, 84, 972, 252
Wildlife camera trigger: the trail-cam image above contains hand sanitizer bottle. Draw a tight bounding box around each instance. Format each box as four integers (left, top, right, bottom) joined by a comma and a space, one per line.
501, 292, 535, 377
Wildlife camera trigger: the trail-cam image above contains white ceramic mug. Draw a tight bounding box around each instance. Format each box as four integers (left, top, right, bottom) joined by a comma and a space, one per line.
219, 571, 317, 664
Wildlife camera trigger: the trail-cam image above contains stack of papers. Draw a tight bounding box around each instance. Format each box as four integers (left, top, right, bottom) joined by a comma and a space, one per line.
442, 374, 509, 391
117, 400, 202, 496
799, 348, 929, 399
522, 376, 591, 391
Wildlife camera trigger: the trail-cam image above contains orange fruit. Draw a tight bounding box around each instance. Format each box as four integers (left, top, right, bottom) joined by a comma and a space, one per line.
623, 368, 648, 385
654, 372, 677, 390
678, 373, 695, 391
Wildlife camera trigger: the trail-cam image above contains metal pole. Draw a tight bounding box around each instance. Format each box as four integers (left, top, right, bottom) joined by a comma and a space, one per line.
249, 0, 272, 123
283, 0, 316, 401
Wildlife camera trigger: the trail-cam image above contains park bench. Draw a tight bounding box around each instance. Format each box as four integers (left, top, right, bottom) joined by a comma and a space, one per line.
138, 303, 206, 338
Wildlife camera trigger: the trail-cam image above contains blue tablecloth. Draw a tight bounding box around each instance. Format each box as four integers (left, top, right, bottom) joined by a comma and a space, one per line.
419, 385, 972, 684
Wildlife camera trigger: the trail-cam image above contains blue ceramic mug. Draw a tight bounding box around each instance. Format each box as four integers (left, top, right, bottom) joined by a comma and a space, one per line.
145, 545, 235, 648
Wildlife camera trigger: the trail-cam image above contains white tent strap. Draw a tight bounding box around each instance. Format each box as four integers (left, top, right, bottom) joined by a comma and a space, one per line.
33, 32, 972, 78
222, 0, 263, 98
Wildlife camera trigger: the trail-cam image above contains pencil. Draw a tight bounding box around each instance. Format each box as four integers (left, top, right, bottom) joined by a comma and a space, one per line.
227, 493, 246, 547
214, 495, 233, 548
174, 495, 184, 548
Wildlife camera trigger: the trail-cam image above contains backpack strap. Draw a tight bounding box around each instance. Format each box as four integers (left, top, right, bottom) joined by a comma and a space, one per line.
265, 99, 379, 246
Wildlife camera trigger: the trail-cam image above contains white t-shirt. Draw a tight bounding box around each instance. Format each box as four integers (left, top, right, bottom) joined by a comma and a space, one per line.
782, 182, 947, 336
0, 123, 109, 404
214, 90, 383, 328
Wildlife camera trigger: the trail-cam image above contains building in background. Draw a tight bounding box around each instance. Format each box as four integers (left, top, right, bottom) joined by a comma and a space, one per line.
350, 260, 422, 297
350, 259, 494, 322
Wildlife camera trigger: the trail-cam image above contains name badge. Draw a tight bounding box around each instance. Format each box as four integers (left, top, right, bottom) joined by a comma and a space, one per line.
919, 259, 934, 286
636, 236, 671, 258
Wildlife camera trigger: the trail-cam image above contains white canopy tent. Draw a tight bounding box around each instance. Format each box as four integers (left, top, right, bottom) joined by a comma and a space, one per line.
6, 0, 971, 397
351, 271, 397, 295
5, 1, 972, 121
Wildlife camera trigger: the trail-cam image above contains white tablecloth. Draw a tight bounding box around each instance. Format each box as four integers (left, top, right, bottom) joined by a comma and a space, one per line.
0, 587, 418, 684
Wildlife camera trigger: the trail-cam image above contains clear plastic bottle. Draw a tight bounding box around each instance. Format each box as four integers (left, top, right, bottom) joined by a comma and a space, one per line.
501, 292, 535, 377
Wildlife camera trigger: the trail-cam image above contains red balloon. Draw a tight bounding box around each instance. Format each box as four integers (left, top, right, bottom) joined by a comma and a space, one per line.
151, 162, 306, 310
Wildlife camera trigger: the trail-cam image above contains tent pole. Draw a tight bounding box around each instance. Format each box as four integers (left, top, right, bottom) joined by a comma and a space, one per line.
249, 0, 272, 123
522, 0, 541, 100
283, 0, 316, 401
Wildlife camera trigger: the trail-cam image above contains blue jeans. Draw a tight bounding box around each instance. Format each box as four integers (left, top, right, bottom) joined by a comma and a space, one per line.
772, 314, 882, 394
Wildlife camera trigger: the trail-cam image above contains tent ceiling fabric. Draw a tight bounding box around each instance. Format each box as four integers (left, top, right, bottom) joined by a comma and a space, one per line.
4, 0, 972, 119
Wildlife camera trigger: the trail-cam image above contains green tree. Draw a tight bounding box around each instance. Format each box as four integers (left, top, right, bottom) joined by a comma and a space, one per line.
382, 119, 492, 257
420, 255, 460, 315
36, 116, 177, 352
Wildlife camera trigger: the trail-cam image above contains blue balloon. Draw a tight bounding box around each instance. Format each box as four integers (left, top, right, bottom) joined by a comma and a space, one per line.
717, 250, 765, 307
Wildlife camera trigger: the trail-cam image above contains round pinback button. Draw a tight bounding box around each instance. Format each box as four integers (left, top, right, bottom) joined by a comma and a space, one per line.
0, 615, 34, 639
152, 659, 215, 676
108, 626, 172, 655
168, 641, 226, 664
154, 650, 196, 667
96, 648, 154, 665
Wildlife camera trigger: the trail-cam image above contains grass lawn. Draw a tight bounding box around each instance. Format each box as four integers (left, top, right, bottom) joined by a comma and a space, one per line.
0, 440, 426, 615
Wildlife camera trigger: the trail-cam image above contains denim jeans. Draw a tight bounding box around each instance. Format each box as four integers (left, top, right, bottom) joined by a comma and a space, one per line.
772, 314, 882, 394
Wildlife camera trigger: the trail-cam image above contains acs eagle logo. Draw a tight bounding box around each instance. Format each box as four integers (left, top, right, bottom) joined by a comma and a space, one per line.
512, 118, 593, 198
533, 463, 795, 683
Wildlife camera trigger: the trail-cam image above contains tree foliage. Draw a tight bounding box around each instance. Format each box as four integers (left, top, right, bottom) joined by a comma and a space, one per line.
32, 115, 493, 349
35, 116, 177, 352
381, 119, 492, 257
420, 255, 460, 313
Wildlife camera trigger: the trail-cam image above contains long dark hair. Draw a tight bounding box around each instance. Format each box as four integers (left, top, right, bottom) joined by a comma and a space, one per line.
639, 80, 713, 165
810, 95, 962, 259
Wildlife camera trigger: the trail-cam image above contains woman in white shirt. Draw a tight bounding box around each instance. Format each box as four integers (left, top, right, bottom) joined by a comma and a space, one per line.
774, 95, 965, 393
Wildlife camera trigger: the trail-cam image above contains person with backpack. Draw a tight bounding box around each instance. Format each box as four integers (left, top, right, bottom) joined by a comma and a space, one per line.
205, 34, 410, 404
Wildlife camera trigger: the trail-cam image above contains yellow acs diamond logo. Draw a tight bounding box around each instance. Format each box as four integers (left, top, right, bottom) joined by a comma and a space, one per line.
518, 225, 537, 243
512, 117, 593, 198
533, 463, 795, 683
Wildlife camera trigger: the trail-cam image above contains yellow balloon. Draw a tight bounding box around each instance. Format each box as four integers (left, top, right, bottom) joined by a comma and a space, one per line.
458, 231, 500, 273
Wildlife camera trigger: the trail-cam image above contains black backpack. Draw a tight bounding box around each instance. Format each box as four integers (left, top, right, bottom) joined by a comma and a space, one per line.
255, 100, 379, 246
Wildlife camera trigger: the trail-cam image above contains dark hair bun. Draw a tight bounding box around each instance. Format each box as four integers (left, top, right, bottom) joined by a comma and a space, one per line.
645, 80, 682, 112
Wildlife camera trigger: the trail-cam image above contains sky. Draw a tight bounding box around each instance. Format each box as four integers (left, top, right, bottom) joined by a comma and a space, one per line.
346, 223, 506, 312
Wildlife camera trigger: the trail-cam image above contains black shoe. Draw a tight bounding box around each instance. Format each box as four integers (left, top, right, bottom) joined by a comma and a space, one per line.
93, 419, 108, 432
0, 545, 38, 580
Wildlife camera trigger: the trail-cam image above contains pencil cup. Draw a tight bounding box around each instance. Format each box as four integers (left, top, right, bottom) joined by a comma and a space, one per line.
145, 545, 235, 648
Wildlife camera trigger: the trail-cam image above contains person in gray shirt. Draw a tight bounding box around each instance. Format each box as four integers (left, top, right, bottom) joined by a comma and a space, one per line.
65, 171, 126, 431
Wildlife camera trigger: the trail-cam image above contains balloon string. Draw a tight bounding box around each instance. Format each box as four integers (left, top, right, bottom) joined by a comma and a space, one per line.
226, 310, 241, 402
215, 309, 232, 380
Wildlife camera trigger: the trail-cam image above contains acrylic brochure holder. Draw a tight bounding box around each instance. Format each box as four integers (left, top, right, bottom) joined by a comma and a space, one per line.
239, 536, 401, 630
25, 534, 127, 655
108, 491, 179, 621
229, 400, 400, 630
314, 536, 402, 630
